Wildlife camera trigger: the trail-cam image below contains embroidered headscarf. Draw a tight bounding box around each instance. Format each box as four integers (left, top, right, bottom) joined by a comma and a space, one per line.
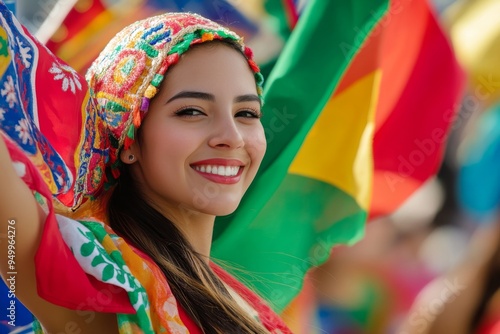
0, 9, 263, 213
85, 12, 264, 200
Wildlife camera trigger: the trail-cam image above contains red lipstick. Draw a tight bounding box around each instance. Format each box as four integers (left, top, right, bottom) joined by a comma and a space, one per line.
191, 159, 244, 184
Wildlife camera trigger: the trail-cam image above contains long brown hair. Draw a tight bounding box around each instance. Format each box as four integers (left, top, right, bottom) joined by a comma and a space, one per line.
108, 167, 269, 333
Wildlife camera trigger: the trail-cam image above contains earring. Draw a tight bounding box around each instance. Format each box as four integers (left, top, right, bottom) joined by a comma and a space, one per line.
128, 154, 135, 162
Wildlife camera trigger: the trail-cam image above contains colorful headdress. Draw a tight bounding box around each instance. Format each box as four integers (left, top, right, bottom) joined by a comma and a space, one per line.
0, 9, 263, 212
85, 12, 264, 198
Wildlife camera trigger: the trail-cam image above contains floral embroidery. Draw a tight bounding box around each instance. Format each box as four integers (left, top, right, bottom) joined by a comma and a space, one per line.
0, 5, 89, 208
1, 75, 17, 107
14, 118, 32, 144
16, 36, 31, 68
49, 61, 82, 94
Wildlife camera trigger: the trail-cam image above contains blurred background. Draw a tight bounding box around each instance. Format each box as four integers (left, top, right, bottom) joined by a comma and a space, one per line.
1, 0, 500, 333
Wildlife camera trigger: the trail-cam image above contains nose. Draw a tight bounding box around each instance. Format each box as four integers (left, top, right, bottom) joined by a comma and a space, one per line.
208, 113, 244, 149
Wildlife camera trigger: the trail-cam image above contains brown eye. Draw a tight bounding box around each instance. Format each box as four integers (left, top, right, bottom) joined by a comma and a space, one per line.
235, 109, 262, 119
175, 108, 205, 117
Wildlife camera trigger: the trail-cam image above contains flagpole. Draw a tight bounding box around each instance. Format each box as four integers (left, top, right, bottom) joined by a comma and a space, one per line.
34, 0, 78, 44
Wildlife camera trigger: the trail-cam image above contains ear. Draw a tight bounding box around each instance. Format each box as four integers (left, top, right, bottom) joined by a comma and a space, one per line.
120, 143, 139, 165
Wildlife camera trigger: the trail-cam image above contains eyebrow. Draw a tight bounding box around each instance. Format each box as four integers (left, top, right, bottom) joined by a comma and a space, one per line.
167, 91, 215, 103
234, 94, 261, 104
166, 91, 260, 104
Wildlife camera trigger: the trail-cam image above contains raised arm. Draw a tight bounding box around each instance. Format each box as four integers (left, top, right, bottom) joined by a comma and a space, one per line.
0, 134, 45, 280
0, 135, 58, 325
0, 136, 119, 332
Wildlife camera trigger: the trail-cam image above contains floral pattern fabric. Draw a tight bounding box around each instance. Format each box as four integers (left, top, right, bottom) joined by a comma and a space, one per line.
30, 215, 291, 333
0, 1, 101, 210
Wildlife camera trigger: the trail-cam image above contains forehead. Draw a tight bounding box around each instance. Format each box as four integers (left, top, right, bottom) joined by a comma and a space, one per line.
158, 43, 258, 98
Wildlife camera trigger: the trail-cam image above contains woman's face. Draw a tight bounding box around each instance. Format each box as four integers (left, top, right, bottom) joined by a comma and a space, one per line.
126, 43, 266, 218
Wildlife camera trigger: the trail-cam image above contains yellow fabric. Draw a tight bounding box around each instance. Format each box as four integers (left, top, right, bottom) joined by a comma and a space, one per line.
289, 70, 381, 211
444, 0, 500, 105
0, 28, 10, 76
444, 0, 500, 67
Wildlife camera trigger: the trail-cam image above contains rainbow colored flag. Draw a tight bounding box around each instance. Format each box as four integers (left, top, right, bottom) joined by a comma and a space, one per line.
212, 0, 465, 313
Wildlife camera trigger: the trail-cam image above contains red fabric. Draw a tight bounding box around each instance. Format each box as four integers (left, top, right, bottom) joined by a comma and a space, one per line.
2, 136, 134, 313
28, 33, 86, 208
477, 318, 500, 334
282, 0, 299, 29
333, 0, 465, 218
371, 0, 464, 217
177, 304, 202, 333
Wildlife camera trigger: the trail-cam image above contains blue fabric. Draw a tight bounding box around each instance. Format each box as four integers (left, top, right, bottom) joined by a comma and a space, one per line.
0, 280, 34, 334
458, 104, 500, 219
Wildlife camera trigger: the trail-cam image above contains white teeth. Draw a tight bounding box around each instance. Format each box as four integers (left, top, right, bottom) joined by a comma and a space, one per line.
193, 165, 240, 177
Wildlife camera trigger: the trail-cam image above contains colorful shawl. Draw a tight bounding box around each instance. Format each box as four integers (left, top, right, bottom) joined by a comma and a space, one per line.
0, 3, 289, 333
30, 216, 290, 333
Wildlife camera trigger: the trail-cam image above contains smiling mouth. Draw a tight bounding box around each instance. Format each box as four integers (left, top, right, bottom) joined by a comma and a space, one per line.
192, 165, 241, 177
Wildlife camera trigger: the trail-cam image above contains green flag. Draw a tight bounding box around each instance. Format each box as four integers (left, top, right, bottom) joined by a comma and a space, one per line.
213, 0, 390, 312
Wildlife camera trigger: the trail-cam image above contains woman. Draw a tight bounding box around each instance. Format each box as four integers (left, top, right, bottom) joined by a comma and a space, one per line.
0, 7, 291, 334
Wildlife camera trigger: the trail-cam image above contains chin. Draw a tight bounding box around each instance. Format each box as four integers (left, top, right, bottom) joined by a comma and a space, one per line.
197, 200, 241, 217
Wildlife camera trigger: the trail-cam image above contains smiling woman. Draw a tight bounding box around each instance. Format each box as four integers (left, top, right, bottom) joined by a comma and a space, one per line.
0, 6, 290, 334
124, 42, 266, 219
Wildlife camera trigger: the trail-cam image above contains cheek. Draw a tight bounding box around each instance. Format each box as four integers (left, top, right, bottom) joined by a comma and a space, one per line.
140, 123, 182, 167
246, 126, 267, 165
